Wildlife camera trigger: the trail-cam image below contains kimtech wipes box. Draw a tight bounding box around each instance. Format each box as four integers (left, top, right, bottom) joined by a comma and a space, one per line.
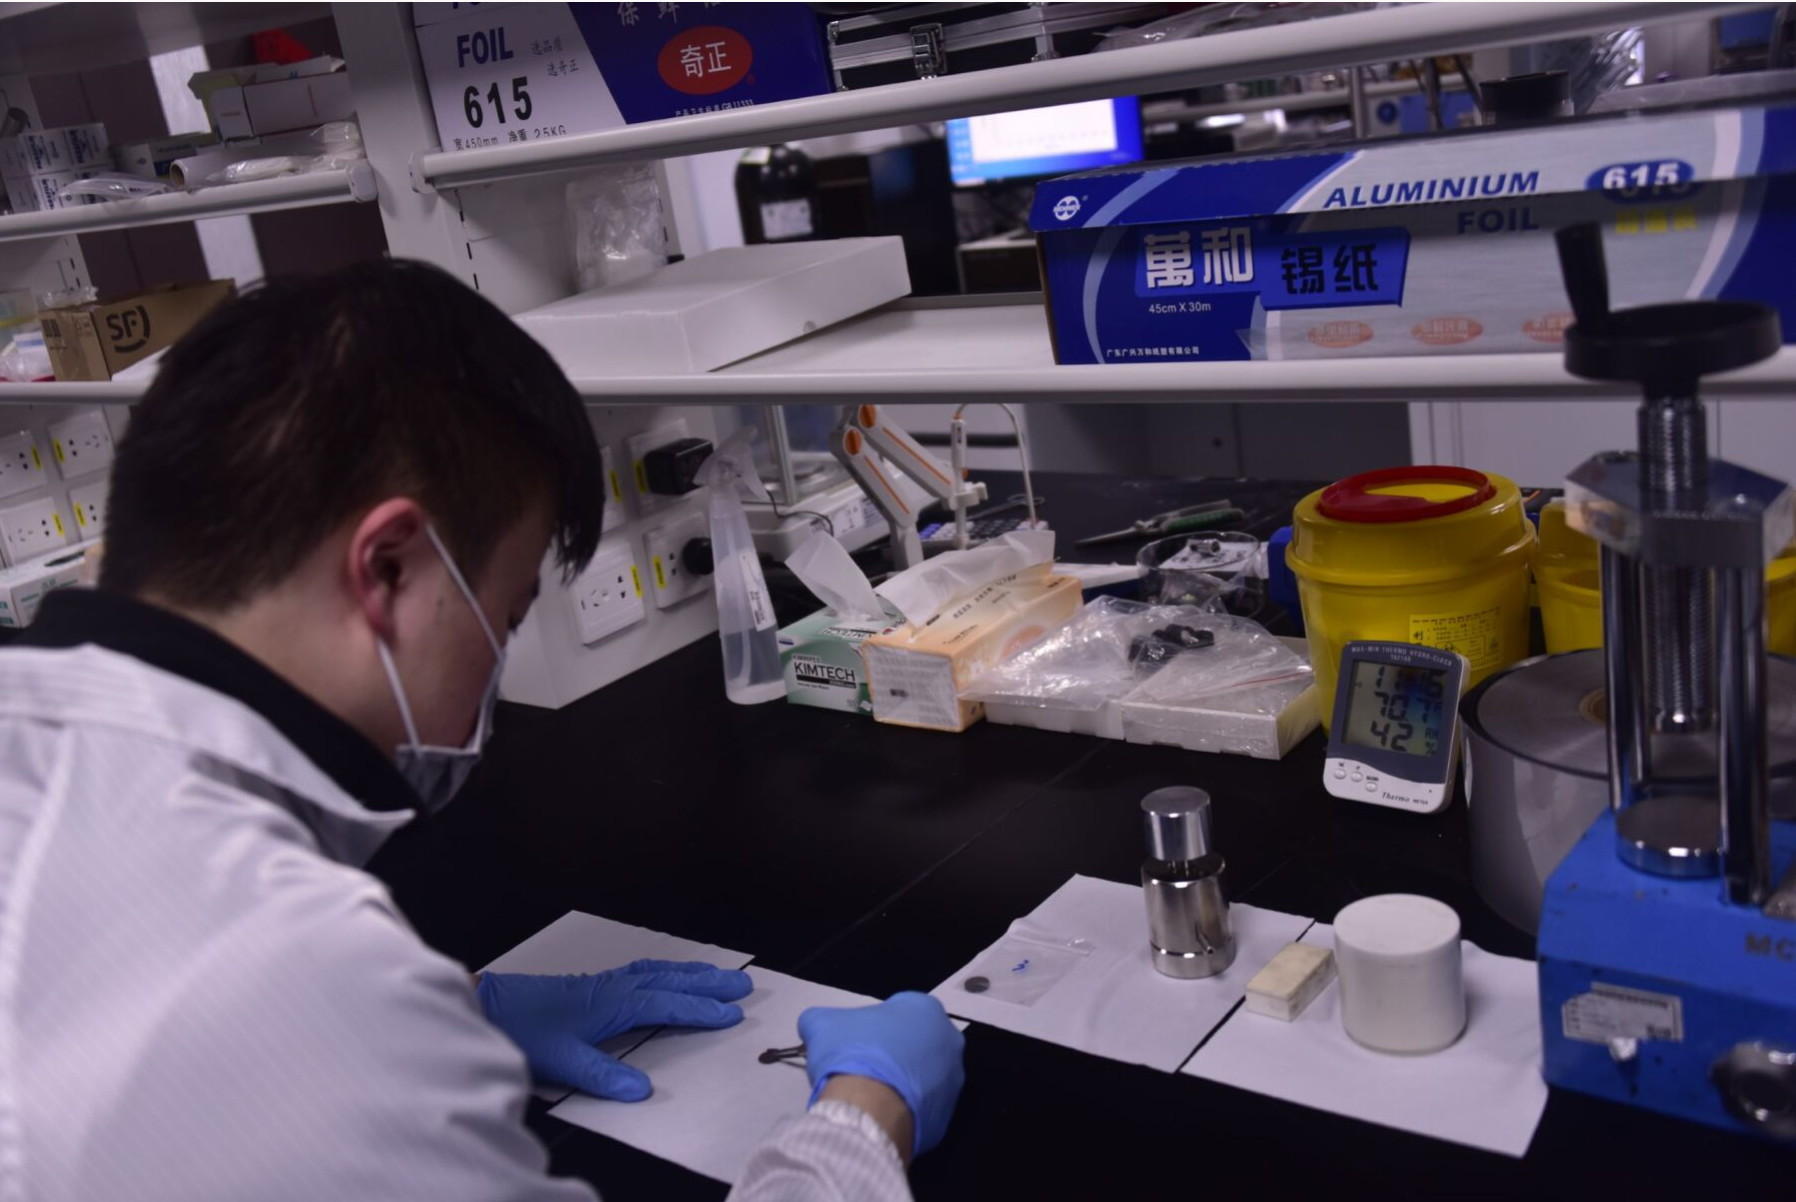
778, 603, 903, 715
1032, 103, 1796, 363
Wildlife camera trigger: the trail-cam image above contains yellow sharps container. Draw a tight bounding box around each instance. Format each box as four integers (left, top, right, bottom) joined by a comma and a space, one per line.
1289, 466, 1535, 731
1533, 497, 1796, 656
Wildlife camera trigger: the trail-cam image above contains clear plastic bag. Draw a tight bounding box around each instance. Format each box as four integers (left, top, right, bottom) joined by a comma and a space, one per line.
1123, 620, 1309, 705
0, 324, 51, 382
56, 173, 175, 203
567, 164, 668, 293
954, 931, 1093, 1007
962, 597, 1273, 715
37, 285, 95, 310
1138, 531, 1260, 611
210, 122, 365, 184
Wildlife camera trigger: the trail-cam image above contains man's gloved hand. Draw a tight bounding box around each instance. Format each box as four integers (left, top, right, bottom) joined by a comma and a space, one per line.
477, 960, 752, 1101
798, 992, 966, 1159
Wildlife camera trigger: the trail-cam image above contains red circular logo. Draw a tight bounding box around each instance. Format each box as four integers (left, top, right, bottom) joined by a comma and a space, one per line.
1523, 311, 1575, 343
1306, 320, 1374, 348
1411, 316, 1483, 346
658, 26, 753, 95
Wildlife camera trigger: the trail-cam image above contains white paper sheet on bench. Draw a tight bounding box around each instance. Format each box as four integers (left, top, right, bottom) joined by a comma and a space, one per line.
481, 911, 753, 1103
929, 874, 1313, 1071
1183, 923, 1548, 1157
547, 968, 872, 1184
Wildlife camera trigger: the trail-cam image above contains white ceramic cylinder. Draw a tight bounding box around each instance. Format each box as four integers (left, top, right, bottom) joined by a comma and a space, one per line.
1333, 894, 1466, 1055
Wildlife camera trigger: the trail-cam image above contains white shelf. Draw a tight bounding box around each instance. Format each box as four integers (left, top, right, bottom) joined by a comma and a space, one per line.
15, 297, 1791, 410
0, 377, 148, 405
0, 165, 378, 244
565, 297, 1796, 406
415, 1, 1728, 190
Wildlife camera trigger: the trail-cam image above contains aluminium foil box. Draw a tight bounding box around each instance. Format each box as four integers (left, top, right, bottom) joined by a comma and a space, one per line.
1031, 103, 1796, 363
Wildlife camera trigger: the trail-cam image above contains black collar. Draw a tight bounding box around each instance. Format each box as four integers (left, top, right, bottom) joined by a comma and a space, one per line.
21, 589, 418, 815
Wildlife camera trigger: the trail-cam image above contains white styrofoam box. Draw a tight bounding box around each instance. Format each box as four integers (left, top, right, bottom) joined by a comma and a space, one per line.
516, 239, 911, 376
1121, 672, 1320, 760
984, 697, 1125, 740
986, 635, 1320, 759
0, 540, 90, 628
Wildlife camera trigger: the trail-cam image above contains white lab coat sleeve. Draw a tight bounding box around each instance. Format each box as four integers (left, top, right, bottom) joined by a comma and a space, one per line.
65, 869, 597, 1202
726, 1112, 913, 1202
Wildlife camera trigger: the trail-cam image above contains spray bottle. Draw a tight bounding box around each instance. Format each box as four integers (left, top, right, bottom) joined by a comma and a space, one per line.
694, 427, 785, 704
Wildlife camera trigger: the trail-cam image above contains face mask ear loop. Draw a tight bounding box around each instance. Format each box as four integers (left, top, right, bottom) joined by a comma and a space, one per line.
375, 638, 425, 750
424, 523, 503, 660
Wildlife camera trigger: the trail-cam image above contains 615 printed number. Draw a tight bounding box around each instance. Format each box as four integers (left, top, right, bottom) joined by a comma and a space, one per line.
464, 77, 533, 128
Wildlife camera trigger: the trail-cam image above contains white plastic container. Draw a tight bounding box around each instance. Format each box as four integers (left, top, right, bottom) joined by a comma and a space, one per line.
1333, 894, 1466, 1055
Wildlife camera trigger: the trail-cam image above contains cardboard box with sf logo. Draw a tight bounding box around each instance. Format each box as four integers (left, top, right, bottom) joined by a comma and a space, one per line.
40, 280, 235, 382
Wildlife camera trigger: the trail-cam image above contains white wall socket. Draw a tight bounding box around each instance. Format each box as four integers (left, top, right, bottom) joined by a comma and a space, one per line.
47, 409, 114, 479
600, 444, 626, 534
0, 495, 67, 565
0, 429, 45, 502
567, 540, 646, 645
68, 480, 109, 535
643, 510, 712, 611
627, 419, 695, 517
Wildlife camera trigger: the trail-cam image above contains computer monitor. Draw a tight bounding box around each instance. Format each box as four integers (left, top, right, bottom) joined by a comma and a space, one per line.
946, 97, 1143, 187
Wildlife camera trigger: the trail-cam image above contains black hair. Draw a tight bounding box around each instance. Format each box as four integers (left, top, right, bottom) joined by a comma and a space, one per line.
101, 259, 603, 606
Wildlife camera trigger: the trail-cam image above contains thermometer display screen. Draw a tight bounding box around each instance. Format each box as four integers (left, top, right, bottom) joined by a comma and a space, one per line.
1340, 660, 1448, 758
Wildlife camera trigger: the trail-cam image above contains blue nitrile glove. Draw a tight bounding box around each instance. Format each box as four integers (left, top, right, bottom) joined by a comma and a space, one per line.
798, 991, 966, 1159
477, 960, 752, 1101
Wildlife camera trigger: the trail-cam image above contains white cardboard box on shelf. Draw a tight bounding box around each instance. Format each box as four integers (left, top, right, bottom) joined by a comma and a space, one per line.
211, 72, 356, 139
0, 541, 93, 628
516, 238, 911, 375
4, 124, 109, 176
113, 131, 219, 179
4, 170, 100, 213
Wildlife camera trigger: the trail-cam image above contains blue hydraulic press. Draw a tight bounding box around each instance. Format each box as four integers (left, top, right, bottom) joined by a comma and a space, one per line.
1538, 223, 1796, 1143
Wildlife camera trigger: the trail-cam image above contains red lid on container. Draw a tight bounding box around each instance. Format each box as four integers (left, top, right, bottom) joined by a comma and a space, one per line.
1317, 466, 1496, 523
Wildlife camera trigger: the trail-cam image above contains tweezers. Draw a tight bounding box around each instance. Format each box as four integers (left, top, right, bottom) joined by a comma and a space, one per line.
758, 1043, 806, 1065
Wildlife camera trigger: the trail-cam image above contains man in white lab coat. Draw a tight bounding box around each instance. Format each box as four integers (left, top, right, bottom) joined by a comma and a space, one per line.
0, 261, 962, 1200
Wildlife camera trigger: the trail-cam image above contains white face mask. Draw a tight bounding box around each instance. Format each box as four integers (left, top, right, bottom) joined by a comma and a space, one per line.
375, 524, 505, 814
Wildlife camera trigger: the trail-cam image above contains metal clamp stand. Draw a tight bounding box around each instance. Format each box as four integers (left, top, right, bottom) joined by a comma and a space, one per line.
1555, 224, 1792, 903
831, 404, 986, 569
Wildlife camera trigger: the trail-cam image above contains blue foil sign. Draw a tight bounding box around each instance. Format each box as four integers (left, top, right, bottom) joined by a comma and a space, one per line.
1133, 223, 1412, 310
